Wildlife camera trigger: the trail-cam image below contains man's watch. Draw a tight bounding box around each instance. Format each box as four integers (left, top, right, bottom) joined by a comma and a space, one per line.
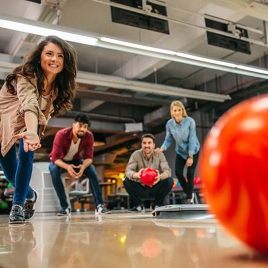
188, 155, 193, 159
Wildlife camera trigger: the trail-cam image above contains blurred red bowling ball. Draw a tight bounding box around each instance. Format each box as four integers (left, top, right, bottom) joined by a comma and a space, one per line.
199, 94, 268, 255
140, 168, 158, 186
141, 238, 162, 257
194, 177, 203, 186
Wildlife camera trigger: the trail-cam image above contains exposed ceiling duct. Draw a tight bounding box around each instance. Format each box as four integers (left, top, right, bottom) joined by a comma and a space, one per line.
143, 105, 170, 127
0, 60, 230, 102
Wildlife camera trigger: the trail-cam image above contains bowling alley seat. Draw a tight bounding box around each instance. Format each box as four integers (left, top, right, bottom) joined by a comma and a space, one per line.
30, 162, 70, 212
169, 177, 204, 204
4, 187, 14, 196
108, 185, 130, 210
69, 178, 95, 212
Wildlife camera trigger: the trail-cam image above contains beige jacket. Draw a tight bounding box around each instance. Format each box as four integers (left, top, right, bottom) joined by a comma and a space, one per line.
0, 74, 57, 156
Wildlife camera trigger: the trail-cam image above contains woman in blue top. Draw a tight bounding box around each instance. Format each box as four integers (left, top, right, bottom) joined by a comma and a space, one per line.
155, 100, 200, 204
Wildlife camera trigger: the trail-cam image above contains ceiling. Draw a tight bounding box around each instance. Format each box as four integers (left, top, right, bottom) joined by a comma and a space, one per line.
1, 0, 268, 178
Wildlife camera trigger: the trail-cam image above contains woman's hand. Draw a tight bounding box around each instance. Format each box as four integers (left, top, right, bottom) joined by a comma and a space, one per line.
186, 157, 193, 167
155, 148, 164, 154
14, 131, 41, 152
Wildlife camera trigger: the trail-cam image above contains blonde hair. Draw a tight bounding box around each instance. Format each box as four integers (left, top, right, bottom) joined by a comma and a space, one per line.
170, 100, 188, 118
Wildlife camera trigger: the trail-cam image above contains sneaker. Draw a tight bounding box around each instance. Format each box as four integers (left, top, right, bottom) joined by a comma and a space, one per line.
190, 193, 195, 204
95, 205, 111, 214
24, 190, 39, 222
57, 207, 71, 216
128, 205, 144, 212
9, 205, 25, 224
186, 199, 194, 204
151, 204, 161, 216
185, 193, 195, 204
151, 203, 161, 211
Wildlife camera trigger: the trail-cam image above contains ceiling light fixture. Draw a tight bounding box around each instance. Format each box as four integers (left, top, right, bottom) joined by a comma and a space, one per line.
99, 37, 268, 79
237, 65, 268, 75
0, 15, 98, 46
100, 37, 176, 55
176, 52, 238, 68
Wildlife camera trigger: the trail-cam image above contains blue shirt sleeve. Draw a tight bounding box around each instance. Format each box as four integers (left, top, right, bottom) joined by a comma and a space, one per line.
188, 118, 197, 155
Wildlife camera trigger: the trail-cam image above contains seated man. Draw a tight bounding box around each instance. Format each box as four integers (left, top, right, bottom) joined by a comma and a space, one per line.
124, 133, 173, 211
49, 113, 111, 216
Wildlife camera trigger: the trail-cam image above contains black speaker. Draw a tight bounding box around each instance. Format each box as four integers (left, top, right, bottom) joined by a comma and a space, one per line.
205, 17, 251, 55
110, 0, 170, 34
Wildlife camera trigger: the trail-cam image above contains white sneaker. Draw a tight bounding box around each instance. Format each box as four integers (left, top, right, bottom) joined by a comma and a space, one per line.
95, 205, 111, 214
57, 207, 71, 216
152, 205, 160, 217
128, 205, 144, 212
190, 193, 195, 204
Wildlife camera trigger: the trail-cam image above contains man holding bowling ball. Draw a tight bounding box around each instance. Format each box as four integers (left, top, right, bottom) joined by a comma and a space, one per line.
124, 133, 173, 212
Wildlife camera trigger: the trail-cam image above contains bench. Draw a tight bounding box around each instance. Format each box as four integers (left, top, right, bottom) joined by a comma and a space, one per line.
30, 162, 69, 213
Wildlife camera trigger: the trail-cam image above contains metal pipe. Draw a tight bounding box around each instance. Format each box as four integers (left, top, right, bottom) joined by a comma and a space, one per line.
65, 110, 136, 123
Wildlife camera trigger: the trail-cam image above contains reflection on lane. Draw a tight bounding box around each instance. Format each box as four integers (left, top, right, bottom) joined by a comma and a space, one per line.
0, 213, 266, 268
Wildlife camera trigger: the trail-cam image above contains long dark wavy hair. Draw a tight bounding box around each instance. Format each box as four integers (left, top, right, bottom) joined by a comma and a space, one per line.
5, 35, 78, 116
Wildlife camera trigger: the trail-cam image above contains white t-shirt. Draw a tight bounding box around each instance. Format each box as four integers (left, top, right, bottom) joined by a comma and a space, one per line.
63, 139, 81, 161
40, 94, 50, 111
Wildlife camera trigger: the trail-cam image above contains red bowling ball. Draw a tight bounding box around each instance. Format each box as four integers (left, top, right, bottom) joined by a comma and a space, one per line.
199, 94, 268, 255
141, 238, 162, 257
140, 168, 158, 186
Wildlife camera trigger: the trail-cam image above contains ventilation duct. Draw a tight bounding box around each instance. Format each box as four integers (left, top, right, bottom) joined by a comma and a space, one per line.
143, 105, 170, 127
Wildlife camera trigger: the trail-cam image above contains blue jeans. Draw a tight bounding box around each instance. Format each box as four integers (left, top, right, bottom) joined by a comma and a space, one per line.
0, 139, 35, 206
49, 159, 104, 209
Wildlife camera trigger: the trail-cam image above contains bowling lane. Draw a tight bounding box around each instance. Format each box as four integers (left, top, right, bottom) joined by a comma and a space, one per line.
0, 212, 267, 268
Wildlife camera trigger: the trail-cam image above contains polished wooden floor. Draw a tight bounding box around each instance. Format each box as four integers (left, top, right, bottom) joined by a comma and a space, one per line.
0, 209, 267, 268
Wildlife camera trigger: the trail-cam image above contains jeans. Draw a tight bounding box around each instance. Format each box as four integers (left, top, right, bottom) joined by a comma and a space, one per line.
123, 177, 173, 206
0, 139, 35, 206
175, 152, 199, 199
49, 159, 104, 209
